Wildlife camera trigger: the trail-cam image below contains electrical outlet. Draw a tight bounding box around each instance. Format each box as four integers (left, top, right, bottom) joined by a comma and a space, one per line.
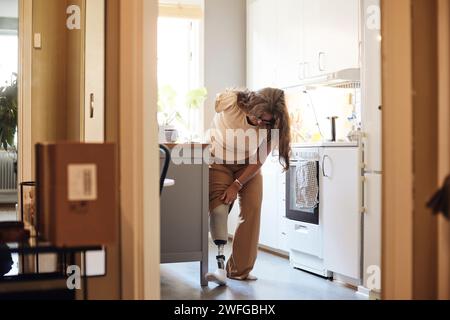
34, 33, 42, 49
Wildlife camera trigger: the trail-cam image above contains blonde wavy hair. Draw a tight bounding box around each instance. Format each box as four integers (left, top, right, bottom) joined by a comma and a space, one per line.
235, 88, 292, 171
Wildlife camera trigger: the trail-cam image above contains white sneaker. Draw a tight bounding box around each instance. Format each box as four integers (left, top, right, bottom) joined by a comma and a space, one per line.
229, 273, 258, 281
245, 274, 258, 281
206, 269, 228, 286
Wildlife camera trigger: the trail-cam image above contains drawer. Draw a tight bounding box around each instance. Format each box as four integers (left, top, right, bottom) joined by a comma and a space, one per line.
287, 220, 322, 258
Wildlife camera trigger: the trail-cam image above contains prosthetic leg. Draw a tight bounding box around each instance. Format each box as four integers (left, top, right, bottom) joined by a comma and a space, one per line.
206, 204, 230, 286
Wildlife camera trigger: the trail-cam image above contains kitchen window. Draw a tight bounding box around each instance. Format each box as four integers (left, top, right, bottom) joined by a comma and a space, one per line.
157, 3, 205, 143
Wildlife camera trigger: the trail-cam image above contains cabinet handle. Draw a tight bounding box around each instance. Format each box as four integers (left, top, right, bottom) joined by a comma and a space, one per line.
90, 93, 95, 119
322, 155, 331, 178
319, 52, 326, 71
298, 62, 304, 80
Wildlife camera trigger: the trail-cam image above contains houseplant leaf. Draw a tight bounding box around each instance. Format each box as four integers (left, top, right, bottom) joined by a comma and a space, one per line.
0, 75, 18, 151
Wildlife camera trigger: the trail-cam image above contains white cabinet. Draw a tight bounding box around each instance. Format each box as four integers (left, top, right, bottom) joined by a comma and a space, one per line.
260, 154, 286, 250
273, 0, 304, 88
228, 154, 288, 253
277, 169, 288, 252
260, 156, 280, 249
321, 147, 361, 280
228, 200, 240, 238
247, 0, 279, 90
302, 0, 361, 78
247, 0, 360, 89
302, 0, 323, 78
315, 0, 361, 75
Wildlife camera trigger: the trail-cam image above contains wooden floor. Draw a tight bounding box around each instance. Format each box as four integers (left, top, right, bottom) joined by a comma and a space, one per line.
161, 241, 367, 300
1, 205, 367, 300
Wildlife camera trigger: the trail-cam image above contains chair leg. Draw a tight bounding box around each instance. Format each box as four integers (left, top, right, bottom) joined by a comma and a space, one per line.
201, 258, 208, 287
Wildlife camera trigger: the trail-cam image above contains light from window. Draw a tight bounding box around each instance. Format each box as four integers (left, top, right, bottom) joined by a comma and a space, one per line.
157, 17, 203, 143
0, 35, 18, 86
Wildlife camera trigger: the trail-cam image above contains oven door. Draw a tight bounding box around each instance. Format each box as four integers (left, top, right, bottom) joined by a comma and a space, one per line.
286, 160, 320, 225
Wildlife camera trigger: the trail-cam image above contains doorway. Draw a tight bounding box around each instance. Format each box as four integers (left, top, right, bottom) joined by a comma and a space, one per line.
0, 0, 19, 212
158, 0, 383, 300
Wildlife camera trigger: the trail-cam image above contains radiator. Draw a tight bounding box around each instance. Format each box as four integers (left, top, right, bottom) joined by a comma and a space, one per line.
0, 151, 17, 191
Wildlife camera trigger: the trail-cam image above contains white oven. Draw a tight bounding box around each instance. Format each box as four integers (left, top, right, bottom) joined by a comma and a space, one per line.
286, 147, 332, 278
286, 148, 320, 225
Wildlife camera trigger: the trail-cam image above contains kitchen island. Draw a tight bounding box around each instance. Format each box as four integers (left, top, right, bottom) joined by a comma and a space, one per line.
160, 144, 210, 287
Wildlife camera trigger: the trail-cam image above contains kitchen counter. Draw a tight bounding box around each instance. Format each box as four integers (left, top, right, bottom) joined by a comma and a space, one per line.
292, 141, 360, 148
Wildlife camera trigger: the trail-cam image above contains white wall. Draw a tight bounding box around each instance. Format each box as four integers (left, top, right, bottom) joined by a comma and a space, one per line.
203, 0, 247, 131
0, 0, 18, 18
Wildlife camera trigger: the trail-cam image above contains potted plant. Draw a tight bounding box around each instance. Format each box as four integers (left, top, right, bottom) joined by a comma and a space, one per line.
158, 85, 182, 143
157, 85, 208, 143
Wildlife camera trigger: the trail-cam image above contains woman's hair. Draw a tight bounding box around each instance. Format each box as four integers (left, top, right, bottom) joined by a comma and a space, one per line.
236, 88, 292, 171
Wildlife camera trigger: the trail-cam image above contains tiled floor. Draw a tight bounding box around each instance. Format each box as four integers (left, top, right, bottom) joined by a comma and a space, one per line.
161, 241, 367, 300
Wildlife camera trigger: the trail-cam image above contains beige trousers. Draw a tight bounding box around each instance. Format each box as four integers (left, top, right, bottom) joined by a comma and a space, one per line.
209, 163, 263, 279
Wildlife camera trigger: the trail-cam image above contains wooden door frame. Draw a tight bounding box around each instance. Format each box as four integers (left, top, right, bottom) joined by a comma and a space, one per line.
18, 0, 33, 185
437, 0, 450, 300
18, 0, 161, 299
106, 0, 161, 300
381, 0, 449, 300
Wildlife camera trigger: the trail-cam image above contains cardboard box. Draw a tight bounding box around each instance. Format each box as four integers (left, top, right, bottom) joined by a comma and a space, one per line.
36, 143, 117, 247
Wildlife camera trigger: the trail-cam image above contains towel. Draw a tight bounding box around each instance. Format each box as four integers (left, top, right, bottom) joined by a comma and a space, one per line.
295, 161, 319, 209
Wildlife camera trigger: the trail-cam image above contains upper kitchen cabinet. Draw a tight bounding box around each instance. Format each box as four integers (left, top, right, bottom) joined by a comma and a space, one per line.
273, 0, 303, 89
247, 0, 279, 90
302, 0, 361, 78
313, 0, 361, 76
247, 0, 361, 89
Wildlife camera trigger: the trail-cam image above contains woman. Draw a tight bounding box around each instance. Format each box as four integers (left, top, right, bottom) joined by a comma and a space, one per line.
206, 87, 291, 286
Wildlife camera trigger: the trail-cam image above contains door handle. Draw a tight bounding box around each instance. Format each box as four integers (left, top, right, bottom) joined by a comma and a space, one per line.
90, 93, 95, 119
322, 155, 331, 178
318, 52, 326, 71
295, 224, 309, 234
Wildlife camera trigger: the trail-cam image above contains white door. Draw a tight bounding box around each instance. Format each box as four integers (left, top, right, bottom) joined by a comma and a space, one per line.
302, 0, 323, 78
321, 147, 361, 280
274, 0, 304, 88
277, 163, 288, 252
362, 172, 382, 289
84, 0, 105, 143
247, 0, 278, 90
361, 0, 382, 172
259, 155, 283, 249
228, 201, 240, 239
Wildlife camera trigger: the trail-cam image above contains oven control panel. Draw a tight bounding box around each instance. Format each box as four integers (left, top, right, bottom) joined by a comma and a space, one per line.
291, 148, 320, 162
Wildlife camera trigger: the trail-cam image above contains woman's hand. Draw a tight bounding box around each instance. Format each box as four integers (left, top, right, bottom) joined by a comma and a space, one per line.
221, 183, 241, 205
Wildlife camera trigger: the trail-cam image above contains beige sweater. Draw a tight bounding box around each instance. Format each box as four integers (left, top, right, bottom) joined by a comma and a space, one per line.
210, 91, 267, 162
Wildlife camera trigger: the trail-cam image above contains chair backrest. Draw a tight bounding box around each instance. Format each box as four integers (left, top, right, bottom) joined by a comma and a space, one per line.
159, 144, 171, 195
